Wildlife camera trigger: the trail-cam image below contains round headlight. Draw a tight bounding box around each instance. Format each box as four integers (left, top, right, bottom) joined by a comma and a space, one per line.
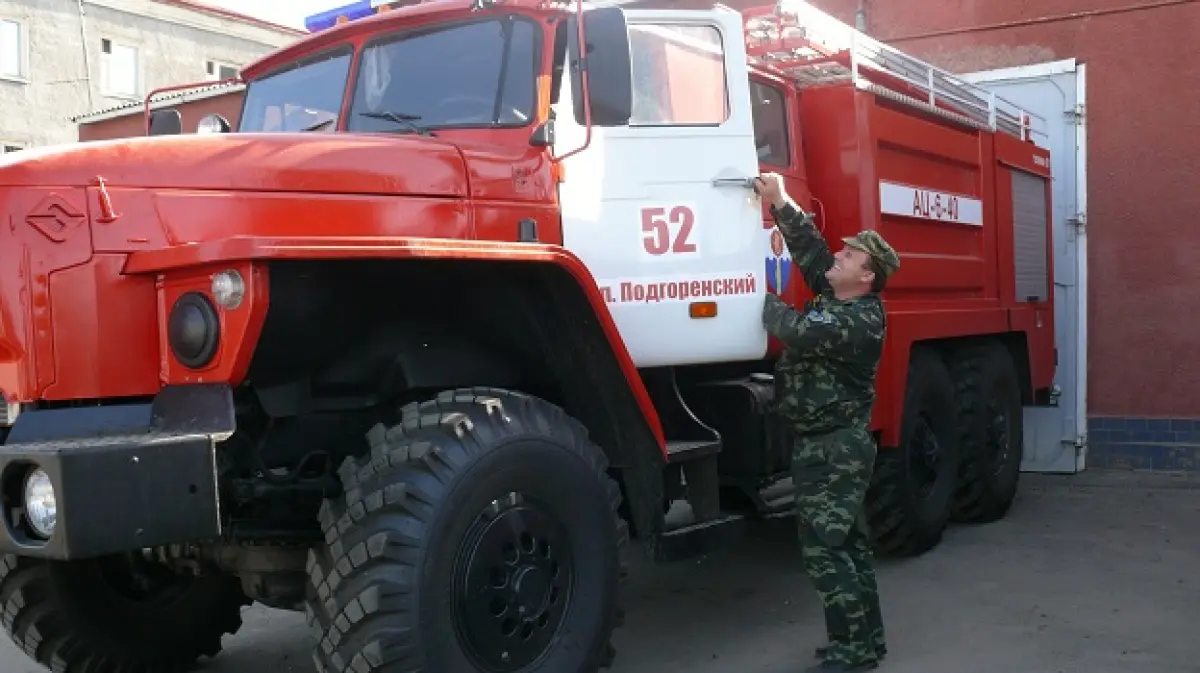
168, 292, 220, 369
211, 269, 246, 309
24, 469, 56, 539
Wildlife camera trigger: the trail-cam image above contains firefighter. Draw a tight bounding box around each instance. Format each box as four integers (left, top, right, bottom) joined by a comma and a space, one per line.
754, 172, 899, 672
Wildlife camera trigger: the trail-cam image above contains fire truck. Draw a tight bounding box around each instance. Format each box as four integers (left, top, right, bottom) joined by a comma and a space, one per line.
0, 0, 1056, 671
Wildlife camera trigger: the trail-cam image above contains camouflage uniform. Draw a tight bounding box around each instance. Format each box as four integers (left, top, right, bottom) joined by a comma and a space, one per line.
761, 200, 899, 671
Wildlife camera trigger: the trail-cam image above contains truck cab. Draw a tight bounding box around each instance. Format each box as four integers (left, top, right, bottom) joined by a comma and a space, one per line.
221, 2, 777, 368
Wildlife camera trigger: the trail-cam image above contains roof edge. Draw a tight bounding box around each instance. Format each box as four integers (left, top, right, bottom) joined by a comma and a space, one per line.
71, 83, 246, 125
151, 0, 308, 36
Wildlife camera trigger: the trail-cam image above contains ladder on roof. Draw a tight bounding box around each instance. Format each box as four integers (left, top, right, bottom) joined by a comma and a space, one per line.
741, 0, 1046, 141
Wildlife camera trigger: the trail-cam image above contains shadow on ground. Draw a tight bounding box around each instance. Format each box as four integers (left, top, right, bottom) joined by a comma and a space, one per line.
4, 470, 1199, 673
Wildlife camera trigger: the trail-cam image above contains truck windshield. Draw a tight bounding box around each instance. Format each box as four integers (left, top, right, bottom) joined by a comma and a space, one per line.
347, 15, 538, 133
239, 46, 353, 132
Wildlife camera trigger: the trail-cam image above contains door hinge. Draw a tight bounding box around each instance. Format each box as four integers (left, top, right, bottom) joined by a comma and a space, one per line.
1064, 103, 1085, 125
1067, 212, 1086, 231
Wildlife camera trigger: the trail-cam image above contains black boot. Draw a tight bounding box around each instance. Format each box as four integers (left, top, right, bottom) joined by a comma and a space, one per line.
815, 646, 887, 661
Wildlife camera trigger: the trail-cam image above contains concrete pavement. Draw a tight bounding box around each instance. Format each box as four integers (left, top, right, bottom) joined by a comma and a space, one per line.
4, 469, 1198, 673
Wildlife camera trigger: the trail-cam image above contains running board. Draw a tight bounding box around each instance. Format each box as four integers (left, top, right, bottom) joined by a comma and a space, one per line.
755, 479, 797, 519
650, 513, 746, 563
723, 475, 799, 519
666, 439, 721, 463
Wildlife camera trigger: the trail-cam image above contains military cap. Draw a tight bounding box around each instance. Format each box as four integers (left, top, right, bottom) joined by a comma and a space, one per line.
842, 230, 900, 277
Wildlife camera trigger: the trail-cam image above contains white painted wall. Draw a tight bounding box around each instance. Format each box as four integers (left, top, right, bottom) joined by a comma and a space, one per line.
0, 0, 301, 148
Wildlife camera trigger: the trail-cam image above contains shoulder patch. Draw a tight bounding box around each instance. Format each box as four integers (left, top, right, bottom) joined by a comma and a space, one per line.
804, 310, 836, 325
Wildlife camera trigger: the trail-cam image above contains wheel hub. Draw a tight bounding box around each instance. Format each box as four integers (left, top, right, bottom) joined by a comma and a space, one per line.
453, 492, 573, 672
513, 565, 551, 616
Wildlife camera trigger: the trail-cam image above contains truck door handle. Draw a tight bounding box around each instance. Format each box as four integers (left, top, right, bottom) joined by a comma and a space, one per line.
712, 177, 757, 189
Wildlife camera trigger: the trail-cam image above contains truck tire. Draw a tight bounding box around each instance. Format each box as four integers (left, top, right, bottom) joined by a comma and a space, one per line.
949, 342, 1024, 523
867, 348, 960, 557
0, 553, 247, 672
306, 387, 628, 673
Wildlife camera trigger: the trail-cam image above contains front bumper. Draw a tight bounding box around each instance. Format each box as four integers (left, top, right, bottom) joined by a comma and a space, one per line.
0, 384, 234, 560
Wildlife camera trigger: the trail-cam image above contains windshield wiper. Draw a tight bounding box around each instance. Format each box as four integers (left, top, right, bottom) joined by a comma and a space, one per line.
301, 118, 335, 132
359, 111, 434, 137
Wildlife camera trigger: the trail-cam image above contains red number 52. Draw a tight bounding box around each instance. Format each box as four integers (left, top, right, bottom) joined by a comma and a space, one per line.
642, 205, 697, 256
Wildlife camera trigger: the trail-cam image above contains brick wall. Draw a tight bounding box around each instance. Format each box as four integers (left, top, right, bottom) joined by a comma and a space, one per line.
1087, 418, 1200, 471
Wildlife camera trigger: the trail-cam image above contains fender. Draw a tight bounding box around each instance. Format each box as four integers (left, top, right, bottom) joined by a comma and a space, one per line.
124, 235, 667, 455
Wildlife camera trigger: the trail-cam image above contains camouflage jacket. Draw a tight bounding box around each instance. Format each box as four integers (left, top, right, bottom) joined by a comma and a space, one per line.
763, 200, 886, 437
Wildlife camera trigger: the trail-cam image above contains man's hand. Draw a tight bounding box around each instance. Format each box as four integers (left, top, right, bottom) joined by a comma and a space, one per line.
762, 293, 787, 327
754, 172, 789, 210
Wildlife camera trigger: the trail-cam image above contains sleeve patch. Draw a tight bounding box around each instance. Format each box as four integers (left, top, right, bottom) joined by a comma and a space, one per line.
804, 310, 835, 325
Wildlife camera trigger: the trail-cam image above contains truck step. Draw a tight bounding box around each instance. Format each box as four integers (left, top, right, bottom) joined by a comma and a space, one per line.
757, 478, 797, 518
666, 439, 721, 463
642, 368, 724, 466
759, 493, 796, 519
651, 513, 746, 563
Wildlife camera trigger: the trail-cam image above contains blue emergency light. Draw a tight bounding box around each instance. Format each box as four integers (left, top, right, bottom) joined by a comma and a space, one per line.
305, 0, 394, 32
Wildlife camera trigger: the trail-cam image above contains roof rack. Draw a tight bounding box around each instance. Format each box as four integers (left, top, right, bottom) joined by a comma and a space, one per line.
742, 0, 1046, 141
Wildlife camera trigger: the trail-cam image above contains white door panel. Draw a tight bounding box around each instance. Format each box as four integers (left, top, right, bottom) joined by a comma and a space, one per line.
963, 59, 1088, 473
554, 7, 768, 368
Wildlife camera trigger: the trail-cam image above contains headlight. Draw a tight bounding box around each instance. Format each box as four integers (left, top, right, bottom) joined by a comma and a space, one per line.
211, 269, 246, 309
168, 292, 220, 369
23, 469, 56, 539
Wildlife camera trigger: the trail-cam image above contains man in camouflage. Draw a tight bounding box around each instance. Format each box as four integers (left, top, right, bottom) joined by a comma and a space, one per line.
755, 173, 900, 672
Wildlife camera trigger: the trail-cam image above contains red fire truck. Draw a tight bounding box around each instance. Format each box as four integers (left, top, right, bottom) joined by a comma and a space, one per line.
0, 0, 1055, 671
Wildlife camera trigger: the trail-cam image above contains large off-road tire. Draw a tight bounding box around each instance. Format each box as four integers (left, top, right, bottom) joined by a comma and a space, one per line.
0, 553, 248, 672
949, 341, 1024, 523
866, 347, 961, 557
306, 387, 628, 673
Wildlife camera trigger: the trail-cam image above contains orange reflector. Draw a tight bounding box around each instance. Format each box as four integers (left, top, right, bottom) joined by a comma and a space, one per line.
689, 301, 717, 319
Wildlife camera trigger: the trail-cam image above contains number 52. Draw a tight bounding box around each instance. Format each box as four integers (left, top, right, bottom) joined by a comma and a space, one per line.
641, 205, 697, 256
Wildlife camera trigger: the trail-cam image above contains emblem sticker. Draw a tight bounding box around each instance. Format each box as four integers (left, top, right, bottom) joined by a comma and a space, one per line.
765, 229, 792, 295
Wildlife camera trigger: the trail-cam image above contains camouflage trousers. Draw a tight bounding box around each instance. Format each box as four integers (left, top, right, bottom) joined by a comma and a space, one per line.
791, 425, 886, 666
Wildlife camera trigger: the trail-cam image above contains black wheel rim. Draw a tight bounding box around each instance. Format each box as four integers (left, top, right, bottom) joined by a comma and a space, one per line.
907, 413, 942, 498
453, 491, 575, 672
985, 398, 1012, 477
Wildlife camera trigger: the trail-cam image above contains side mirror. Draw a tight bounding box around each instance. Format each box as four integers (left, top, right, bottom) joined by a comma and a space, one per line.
148, 108, 183, 136
567, 7, 632, 127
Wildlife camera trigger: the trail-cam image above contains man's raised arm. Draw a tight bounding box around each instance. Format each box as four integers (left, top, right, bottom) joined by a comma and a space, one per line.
755, 173, 834, 297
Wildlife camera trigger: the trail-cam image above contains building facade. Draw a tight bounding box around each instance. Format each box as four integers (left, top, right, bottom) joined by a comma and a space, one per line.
0, 0, 302, 149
